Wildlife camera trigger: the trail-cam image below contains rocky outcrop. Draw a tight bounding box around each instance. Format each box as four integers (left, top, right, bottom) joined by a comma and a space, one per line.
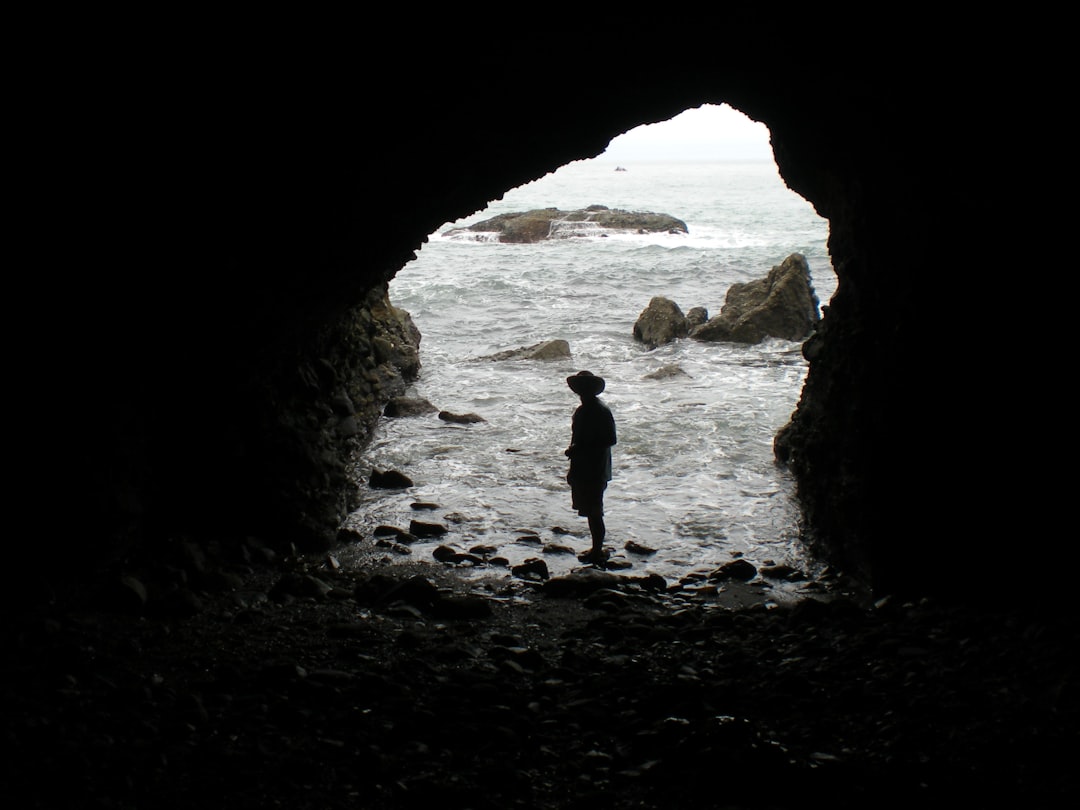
632, 254, 819, 349
236, 282, 423, 550
367, 287, 422, 380
443, 205, 688, 243
691, 253, 819, 344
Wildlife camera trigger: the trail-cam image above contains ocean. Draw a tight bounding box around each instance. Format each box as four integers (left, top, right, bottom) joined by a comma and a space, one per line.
345, 158, 837, 597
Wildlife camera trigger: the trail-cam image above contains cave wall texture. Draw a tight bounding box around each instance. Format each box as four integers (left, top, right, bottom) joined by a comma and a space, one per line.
23, 27, 1069, 612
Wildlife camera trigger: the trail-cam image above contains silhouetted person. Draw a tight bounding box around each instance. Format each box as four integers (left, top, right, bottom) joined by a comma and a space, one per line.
564, 370, 617, 565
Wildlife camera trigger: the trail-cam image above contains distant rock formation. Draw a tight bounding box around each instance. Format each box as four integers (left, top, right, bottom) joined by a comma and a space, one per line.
631, 253, 820, 348
443, 205, 688, 243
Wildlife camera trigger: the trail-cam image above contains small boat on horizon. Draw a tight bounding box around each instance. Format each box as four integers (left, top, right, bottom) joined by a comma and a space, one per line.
614, 166, 627, 172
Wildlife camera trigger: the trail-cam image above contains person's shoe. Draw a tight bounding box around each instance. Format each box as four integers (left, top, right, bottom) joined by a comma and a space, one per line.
578, 548, 609, 566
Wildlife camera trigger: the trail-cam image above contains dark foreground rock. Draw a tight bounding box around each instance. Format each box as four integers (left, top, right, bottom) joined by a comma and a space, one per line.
3, 554, 1077, 809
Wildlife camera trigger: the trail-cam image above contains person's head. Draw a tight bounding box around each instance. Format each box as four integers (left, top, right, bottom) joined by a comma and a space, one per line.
566, 370, 605, 399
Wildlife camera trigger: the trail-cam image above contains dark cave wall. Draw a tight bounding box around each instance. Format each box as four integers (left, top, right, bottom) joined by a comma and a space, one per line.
765, 77, 1061, 603
32, 46, 1067, 608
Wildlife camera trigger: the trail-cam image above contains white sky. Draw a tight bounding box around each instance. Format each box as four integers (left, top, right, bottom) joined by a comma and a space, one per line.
599, 103, 773, 162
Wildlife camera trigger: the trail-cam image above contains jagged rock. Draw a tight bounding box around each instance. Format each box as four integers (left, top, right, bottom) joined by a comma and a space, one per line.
691, 253, 820, 344
473, 339, 571, 362
633, 296, 688, 348
444, 205, 688, 243
367, 284, 422, 379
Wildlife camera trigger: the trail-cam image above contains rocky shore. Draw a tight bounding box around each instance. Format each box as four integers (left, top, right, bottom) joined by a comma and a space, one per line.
4, 545, 1077, 809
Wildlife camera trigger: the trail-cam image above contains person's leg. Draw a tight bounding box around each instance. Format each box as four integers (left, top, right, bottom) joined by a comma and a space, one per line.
587, 513, 605, 554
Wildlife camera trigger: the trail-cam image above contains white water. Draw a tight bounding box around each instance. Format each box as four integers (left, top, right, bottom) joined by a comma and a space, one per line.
346, 159, 837, 591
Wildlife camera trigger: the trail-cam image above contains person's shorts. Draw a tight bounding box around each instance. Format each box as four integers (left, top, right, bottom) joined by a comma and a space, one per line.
570, 480, 606, 517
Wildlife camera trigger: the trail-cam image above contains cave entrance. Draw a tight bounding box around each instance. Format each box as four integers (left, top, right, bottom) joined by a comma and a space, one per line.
349, 105, 836, 600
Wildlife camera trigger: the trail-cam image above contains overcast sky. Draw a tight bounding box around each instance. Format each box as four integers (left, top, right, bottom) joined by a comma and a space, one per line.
599, 103, 773, 162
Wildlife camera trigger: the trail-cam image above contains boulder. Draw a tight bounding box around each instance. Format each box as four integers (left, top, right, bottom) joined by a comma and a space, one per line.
473, 339, 571, 361
438, 411, 485, 424
369, 468, 413, 489
409, 519, 448, 537
691, 253, 820, 344
444, 205, 688, 243
632, 296, 688, 348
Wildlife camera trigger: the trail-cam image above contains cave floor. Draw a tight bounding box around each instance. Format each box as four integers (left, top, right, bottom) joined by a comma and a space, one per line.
4, 554, 1077, 809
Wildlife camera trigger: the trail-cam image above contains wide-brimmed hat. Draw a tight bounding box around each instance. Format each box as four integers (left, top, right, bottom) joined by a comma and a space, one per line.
566, 370, 605, 396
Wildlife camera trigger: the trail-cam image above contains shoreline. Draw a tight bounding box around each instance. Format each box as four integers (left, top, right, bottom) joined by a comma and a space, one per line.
5, 545, 1075, 808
